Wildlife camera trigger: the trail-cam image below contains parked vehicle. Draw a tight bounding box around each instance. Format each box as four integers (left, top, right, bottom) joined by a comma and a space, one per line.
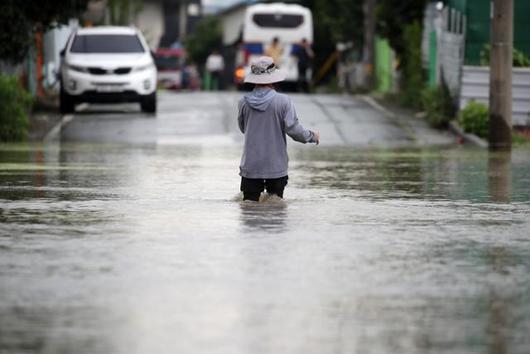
155, 47, 185, 90
59, 26, 157, 113
234, 3, 313, 89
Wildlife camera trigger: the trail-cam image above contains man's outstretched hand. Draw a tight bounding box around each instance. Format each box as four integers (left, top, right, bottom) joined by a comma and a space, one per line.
314, 131, 320, 145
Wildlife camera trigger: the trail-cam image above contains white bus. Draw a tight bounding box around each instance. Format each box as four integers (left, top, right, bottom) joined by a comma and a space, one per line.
234, 3, 313, 88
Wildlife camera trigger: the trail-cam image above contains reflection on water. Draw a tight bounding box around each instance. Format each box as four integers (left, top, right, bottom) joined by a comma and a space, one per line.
292, 147, 530, 203
488, 151, 512, 203
485, 246, 512, 354
1, 143, 530, 354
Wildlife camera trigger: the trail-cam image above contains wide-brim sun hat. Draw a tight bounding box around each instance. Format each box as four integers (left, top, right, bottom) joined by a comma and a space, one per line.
244, 56, 285, 84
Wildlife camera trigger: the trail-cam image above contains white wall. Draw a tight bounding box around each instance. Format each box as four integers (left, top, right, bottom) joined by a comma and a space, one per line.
221, 7, 246, 46
43, 20, 77, 90
135, 1, 164, 49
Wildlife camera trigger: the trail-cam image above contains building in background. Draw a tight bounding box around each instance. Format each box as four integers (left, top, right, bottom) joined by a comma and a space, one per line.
218, 1, 252, 88
158, 0, 202, 47
84, 0, 203, 49
422, 0, 530, 127
445, 0, 530, 65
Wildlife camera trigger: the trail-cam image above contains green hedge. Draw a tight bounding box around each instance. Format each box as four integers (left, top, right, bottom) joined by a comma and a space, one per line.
480, 44, 530, 67
0, 73, 32, 141
459, 101, 489, 139
421, 82, 453, 128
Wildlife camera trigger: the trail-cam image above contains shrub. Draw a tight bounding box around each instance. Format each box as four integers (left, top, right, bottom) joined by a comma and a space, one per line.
459, 101, 489, 139
480, 44, 530, 67
512, 131, 530, 146
421, 82, 453, 128
0, 73, 32, 141
184, 16, 222, 67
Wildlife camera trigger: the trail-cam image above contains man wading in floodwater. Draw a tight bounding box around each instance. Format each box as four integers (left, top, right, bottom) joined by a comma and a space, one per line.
238, 56, 320, 202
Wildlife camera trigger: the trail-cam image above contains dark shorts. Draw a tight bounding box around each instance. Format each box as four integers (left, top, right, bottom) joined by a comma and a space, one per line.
240, 176, 288, 201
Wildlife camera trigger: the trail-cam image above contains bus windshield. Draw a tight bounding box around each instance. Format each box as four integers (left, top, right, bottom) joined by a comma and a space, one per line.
252, 14, 304, 28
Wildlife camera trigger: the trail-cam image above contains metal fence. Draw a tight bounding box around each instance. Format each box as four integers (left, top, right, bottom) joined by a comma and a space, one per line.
460, 66, 530, 126
0, 61, 23, 76
0, 58, 35, 96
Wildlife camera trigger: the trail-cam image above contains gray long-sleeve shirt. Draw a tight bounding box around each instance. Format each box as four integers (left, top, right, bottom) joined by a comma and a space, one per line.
238, 87, 316, 179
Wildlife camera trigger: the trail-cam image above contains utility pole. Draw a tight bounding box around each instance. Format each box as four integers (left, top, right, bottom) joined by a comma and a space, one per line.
363, 0, 376, 90
489, 0, 513, 150
179, 0, 188, 43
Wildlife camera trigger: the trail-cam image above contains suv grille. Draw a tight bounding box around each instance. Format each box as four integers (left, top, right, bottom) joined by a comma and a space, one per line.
114, 67, 132, 74
88, 67, 107, 75
87, 67, 132, 75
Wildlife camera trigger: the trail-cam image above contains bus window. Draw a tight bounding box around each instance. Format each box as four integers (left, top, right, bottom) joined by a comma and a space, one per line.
237, 3, 313, 86
252, 14, 304, 28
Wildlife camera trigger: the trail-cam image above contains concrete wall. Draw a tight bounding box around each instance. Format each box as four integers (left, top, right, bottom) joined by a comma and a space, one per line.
422, 4, 465, 97
43, 24, 75, 90
438, 30, 465, 97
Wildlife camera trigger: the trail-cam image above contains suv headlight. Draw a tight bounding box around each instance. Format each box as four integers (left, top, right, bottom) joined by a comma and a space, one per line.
132, 63, 156, 72
67, 63, 88, 73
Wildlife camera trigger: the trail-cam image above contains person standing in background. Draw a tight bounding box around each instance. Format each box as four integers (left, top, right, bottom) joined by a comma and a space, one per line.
205, 49, 225, 90
294, 38, 314, 93
265, 37, 284, 67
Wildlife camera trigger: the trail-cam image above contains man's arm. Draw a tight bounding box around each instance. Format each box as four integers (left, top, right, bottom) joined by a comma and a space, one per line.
284, 99, 318, 144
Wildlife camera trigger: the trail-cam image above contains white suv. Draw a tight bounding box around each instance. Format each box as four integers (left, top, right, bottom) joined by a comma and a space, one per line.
60, 26, 157, 113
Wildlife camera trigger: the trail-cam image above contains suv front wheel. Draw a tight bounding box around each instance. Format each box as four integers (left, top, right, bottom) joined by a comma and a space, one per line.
60, 84, 75, 114
140, 92, 156, 113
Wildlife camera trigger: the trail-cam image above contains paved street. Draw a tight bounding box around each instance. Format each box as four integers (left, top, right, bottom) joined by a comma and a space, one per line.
1, 91, 530, 354
61, 91, 454, 147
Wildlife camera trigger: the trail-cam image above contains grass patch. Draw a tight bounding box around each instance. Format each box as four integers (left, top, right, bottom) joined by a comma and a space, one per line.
513, 129, 530, 147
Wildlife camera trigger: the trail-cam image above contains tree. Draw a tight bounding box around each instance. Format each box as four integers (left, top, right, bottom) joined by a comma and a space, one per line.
400, 21, 424, 107
376, 0, 427, 105
184, 16, 222, 66
314, 0, 363, 46
363, 0, 376, 88
312, 0, 364, 84
107, 0, 143, 26
0, 0, 89, 64
376, 0, 426, 59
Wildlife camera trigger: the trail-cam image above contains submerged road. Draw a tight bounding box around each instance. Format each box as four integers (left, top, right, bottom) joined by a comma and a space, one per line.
60, 91, 454, 147
1, 91, 530, 354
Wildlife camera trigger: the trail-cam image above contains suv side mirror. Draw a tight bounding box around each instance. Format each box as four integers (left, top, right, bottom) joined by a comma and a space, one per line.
60, 48, 66, 57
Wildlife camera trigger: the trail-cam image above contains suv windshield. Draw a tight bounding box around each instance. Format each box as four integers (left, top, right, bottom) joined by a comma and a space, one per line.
70, 34, 145, 53
252, 14, 304, 28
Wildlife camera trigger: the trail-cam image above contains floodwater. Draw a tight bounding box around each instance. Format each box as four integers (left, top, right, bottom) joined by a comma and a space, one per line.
1, 142, 530, 354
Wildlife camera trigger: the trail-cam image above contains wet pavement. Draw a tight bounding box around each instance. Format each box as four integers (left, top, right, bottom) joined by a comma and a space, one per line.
1, 91, 530, 354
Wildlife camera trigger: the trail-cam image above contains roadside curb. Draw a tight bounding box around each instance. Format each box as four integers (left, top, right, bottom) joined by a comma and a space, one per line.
43, 114, 73, 142
359, 95, 417, 142
362, 94, 488, 148
448, 120, 488, 148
